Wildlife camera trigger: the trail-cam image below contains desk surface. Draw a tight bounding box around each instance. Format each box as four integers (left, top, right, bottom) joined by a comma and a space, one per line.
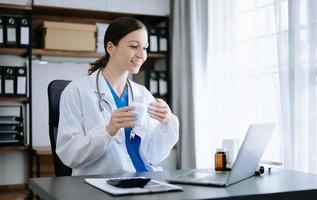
30, 168, 317, 200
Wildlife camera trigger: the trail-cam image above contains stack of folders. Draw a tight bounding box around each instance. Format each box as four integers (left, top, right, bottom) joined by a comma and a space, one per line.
148, 25, 168, 53
0, 106, 23, 145
148, 71, 168, 98
96, 23, 109, 53
0, 14, 30, 47
0, 66, 27, 96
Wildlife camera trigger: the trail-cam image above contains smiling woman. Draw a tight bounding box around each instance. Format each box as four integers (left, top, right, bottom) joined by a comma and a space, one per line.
55, 17, 179, 176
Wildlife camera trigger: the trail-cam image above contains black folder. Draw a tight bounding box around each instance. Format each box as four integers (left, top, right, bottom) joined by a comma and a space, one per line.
148, 27, 158, 53
5, 16, 18, 47
2, 67, 16, 95
158, 28, 168, 52
0, 66, 3, 95
15, 67, 27, 96
158, 72, 168, 97
148, 71, 159, 96
0, 15, 4, 46
18, 16, 30, 47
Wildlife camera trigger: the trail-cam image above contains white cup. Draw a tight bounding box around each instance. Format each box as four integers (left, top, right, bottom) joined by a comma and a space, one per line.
131, 102, 147, 127
222, 139, 240, 168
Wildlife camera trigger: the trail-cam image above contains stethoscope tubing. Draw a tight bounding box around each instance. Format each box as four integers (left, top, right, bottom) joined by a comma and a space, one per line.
96, 68, 134, 112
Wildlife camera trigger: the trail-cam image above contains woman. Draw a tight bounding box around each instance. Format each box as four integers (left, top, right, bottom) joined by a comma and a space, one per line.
56, 17, 179, 176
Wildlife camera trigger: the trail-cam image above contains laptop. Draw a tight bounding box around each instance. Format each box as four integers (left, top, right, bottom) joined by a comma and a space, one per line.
167, 123, 274, 187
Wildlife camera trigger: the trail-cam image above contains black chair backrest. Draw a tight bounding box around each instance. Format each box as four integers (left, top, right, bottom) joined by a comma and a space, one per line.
47, 80, 72, 176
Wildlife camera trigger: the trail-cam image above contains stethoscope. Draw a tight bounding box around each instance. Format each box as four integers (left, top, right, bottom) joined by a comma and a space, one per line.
96, 68, 136, 139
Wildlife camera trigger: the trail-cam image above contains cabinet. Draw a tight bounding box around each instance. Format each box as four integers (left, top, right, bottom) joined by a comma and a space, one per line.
0, 3, 33, 189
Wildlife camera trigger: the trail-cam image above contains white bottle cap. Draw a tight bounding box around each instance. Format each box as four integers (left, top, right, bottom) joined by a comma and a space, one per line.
216, 148, 227, 153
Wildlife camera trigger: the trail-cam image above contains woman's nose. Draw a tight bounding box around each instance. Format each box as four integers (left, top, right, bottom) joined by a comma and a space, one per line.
136, 48, 146, 58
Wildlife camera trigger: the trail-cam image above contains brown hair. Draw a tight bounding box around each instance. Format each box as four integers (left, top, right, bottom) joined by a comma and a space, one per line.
89, 17, 147, 74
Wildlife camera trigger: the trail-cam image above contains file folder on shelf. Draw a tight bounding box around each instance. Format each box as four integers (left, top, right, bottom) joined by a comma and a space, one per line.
16, 67, 27, 96
0, 67, 2, 95
3, 66, 16, 95
0, 15, 4, 46
158, 28, 168, 52
148, 27, 158, 52
158, 72, 168, 96
5, 16, 18, 47
148, 71, 158, 96
18, 17, 30, 47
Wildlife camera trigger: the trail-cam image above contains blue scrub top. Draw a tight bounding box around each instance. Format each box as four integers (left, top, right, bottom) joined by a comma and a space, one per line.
105, 79, 148, 172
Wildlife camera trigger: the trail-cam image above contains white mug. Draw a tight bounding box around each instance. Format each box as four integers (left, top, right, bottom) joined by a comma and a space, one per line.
131, 102, 147, 127
222, 139, 240, 168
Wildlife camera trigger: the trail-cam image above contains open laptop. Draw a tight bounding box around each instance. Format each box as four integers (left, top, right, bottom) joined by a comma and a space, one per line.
167, 123, 274, 187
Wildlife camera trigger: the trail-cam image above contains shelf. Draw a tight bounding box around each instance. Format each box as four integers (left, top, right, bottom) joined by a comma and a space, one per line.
0, 3, 31, 11
32, 5, 167, 20
0, 96, 29, 102
32, 48, 102, 58
32, 48, 166, 59
0, 145, 28, 152
0, 48, 29, 56
32, 146, 52, 156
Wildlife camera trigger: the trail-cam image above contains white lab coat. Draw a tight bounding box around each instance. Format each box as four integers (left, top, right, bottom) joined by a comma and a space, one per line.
56, 69, 179, 176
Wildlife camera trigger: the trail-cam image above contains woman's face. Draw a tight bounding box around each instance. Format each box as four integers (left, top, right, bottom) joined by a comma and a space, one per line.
109, 28, 148, 74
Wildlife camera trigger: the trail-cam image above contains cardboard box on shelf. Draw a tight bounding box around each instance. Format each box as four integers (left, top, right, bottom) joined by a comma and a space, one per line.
42, 21, 96, 51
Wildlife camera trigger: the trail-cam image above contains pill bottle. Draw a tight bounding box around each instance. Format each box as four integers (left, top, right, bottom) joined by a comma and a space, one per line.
215, 148, 227, 171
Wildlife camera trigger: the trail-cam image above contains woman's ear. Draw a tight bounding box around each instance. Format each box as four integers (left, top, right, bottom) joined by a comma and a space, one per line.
106, 41, 115, 56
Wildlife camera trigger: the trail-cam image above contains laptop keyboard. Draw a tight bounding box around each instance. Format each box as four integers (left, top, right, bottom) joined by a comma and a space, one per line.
195, 171, 229, 184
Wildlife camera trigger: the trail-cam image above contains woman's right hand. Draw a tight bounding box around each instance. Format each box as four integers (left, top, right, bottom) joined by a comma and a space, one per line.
106, 106, 136, 136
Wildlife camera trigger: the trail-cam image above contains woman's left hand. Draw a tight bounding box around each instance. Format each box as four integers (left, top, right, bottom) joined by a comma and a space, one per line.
148, 98, 172, 123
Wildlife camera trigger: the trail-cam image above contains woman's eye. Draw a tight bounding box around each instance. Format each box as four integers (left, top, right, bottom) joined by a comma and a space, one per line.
130, 46, 138, 48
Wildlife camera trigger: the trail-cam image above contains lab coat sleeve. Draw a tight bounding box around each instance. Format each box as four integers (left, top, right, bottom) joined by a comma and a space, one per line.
56, 84, 113, 169
141, 93, 179, 164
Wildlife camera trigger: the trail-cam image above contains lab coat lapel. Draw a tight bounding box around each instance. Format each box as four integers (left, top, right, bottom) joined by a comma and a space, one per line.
91, 69, 123, 143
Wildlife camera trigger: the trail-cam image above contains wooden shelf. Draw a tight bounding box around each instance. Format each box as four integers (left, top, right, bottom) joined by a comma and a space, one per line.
31, 5, 162, 20
148, 53, 166, 59
32, 146, 52, 156
0, 3, 31, 11
0, 96, 29, 102
0, 48, 29, 56
32, 48, 102, 58
0, 145, 28, 152
32, 48, 166, 59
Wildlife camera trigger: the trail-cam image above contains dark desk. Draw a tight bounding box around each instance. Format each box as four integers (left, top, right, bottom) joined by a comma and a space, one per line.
29, 168, 317, 200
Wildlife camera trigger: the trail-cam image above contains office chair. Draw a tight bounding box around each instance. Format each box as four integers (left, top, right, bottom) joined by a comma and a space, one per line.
47, 80, 72, 176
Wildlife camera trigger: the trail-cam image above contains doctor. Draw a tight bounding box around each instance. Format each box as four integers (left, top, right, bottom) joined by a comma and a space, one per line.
56, 17, 179, 176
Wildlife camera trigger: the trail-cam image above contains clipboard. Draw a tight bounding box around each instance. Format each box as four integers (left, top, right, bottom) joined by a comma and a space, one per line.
84, 177, 182, 196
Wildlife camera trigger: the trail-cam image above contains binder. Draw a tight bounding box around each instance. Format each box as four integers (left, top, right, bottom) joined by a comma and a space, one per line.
148, 71, 158, 96
16, 67, 27, 96
5, 16, 18, 47
19, 17, 30, 47
0, 67, 2, 95
158, 72, 168, 96
158, 28, 168, 52
0, 16, 4, 46
3, 67, 15, 95
148, 27, 158, 52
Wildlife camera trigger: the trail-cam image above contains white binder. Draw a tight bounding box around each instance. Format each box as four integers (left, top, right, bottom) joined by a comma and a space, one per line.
16, 67, 27, 95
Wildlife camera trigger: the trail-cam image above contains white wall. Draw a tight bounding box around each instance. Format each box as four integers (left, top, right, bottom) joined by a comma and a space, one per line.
32, 58, 91, 147
33, 0, 170, 16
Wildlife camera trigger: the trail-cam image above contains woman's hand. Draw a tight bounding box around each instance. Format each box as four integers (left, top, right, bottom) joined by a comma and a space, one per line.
106, 106, 136, 136
148, 98, 172, 123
